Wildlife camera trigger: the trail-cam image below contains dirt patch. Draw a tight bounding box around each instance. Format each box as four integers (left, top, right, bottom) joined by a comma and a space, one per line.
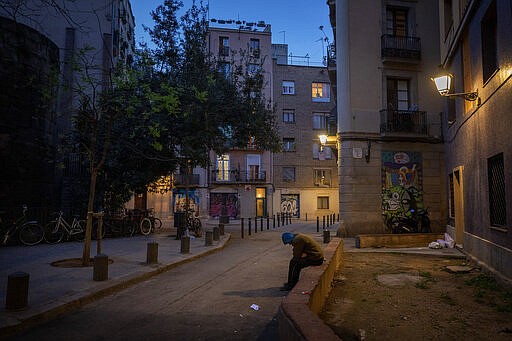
51, 258, 114, 268
320, 252, 512, 340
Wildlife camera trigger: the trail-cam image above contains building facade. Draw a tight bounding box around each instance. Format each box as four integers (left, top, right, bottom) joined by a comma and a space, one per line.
272, 45, 339, 221
328, 0, 447, 235
437, 0, 512, 282
0, 0, 135, 213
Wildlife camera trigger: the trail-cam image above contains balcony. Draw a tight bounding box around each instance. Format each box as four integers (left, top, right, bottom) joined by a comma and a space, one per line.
173, 174, 200, 186
380, 109, 427, 135
210, 169, 266, 184
381, 35, 421, 62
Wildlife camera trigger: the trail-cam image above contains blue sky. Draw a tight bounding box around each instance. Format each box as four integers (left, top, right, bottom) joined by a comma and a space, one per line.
130, 0, 333, 66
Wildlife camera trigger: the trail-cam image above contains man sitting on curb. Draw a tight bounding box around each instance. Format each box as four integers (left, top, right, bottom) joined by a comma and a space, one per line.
280, 232, 324, 291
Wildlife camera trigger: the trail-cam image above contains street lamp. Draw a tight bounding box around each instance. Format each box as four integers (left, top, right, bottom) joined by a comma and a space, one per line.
431, 74, 479, 102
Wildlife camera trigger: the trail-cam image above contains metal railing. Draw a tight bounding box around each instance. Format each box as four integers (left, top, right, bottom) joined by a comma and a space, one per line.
210, 169, 266, 183
381, 35, 421, 60
380, 109, 427, 135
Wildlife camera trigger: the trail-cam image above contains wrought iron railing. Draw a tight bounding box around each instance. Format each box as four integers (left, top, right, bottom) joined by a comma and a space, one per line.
173, 174, 200, 186
210, 169, 266, 183
381, 35, 421, 60
380, 109, 427, 135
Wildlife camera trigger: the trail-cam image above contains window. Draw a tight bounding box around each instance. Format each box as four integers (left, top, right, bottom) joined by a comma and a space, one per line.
247, 154, 261, 181
219, 36, 229, 56
216, 154, 230, 181
283, 167, 296, 182
248, 63, 261, 77
387, 78, 409, 110
313, 143, 332, 160
312, 82, 330, 102
283, 110, 295, 123
282, 81, 295, 95
312, 112, 329, 130
481, 1, 497, 83
317, 196, 330, 209
250, 39, 260, 58
283, 138, 296, 152
314, 169, 331, 187
218, 62, 230, 79
386, 7, 408, 36
488, 153, 506, 228
443, 0, 453, 39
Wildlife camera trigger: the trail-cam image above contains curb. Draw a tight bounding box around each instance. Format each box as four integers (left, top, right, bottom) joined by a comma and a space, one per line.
0, 234, 232, 339
278, 237, 343, 341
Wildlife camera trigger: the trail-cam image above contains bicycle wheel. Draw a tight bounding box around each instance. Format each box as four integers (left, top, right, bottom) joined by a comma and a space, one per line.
19, 222, 44, 246
140, 218, 152, 235
71, 220, 86, 241
44, 221, 64, 244
153, 218, 162, 230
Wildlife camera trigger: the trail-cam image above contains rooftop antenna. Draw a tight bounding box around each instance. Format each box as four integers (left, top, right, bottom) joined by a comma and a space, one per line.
279, 30, 286, 44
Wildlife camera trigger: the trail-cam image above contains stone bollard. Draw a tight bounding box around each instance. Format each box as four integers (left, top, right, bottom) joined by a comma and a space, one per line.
205, 231, 213, 246
5, 272, 29, 311
93, 254, 109, 281
213, 226, 220, 241
146, 242, 158, 264
181, 236, 190, 254
218, 223, 225, 236
323, 230, 331, 244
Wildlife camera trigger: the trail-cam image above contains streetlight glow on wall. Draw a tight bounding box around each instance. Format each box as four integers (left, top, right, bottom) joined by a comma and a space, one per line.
431, 74, 479, 102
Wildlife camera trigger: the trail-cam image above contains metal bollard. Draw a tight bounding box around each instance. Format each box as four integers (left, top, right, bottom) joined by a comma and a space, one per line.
146, 242, 158, 264
260, 217, 263, 231
266, 217, 269, 230
213, 227, 220, 241
218, 223, 225, 236
277, 213, 280, 227
241, 218, 245, 239
273, 215, 276, 229
5, 272, 29, 311
181, 236, 190, 254
93, 254, 109, 281
317, 216, 319, 232
248, 218, 252, 235
205, 231, 213, 246
254, 217, 258, 233
323, 215, 326, 229
323, 230, 331, 244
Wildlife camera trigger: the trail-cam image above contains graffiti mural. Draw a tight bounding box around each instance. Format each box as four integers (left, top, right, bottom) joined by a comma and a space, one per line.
381, 152, 424, 228
173, 189, 200, 215
281, 194, 300, 218
209, 193, 239, 218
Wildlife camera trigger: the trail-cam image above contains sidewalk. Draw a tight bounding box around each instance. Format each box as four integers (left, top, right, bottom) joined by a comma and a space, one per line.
0, 228, 230, 337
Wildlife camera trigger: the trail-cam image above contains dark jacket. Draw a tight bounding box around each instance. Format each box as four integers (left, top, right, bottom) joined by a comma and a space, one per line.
291, 233, 324, 261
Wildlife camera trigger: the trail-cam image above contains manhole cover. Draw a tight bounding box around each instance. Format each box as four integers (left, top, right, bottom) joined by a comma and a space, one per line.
51, 258, 114, 268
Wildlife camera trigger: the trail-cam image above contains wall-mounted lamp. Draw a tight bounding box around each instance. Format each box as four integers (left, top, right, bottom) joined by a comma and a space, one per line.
318, 134, 328, 146
431, 74, 479, 102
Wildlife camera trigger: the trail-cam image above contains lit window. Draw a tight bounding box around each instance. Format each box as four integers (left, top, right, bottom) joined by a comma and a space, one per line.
282, 81, 295, 95
216, 154, 230, 181
312, 82, 330, 102
314, 169, 331, 187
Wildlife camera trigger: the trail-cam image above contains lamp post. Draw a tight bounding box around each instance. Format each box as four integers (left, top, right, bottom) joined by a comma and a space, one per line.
431, 74, 479, 102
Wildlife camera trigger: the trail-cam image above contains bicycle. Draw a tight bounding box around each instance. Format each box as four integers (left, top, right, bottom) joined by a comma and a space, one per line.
44, 211, 86, 244
0, 205, 44, 246
148, 209, 162, 231
186, 209, 202, 237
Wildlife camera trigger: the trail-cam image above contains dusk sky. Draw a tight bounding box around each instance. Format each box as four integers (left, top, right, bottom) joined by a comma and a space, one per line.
130, 0, 333, 66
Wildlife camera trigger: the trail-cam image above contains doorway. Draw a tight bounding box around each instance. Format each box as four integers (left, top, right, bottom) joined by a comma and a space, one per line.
453, 167, 465, 246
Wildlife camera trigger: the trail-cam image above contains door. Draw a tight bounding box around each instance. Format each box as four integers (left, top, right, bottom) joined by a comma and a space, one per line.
256, 187, 266, 217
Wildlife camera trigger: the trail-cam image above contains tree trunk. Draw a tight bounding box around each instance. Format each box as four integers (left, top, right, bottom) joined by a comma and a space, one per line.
82, 168, 98, 266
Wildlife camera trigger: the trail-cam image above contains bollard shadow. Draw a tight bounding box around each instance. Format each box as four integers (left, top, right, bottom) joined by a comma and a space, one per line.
223, 287, 284, 298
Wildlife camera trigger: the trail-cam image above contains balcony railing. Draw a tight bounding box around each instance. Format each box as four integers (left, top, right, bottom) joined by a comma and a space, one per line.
381, 35, 421, 60
173, 174, 200, 186
380, 109, 427, 135
210, 169, 266, 183
327, 43, 336, 68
